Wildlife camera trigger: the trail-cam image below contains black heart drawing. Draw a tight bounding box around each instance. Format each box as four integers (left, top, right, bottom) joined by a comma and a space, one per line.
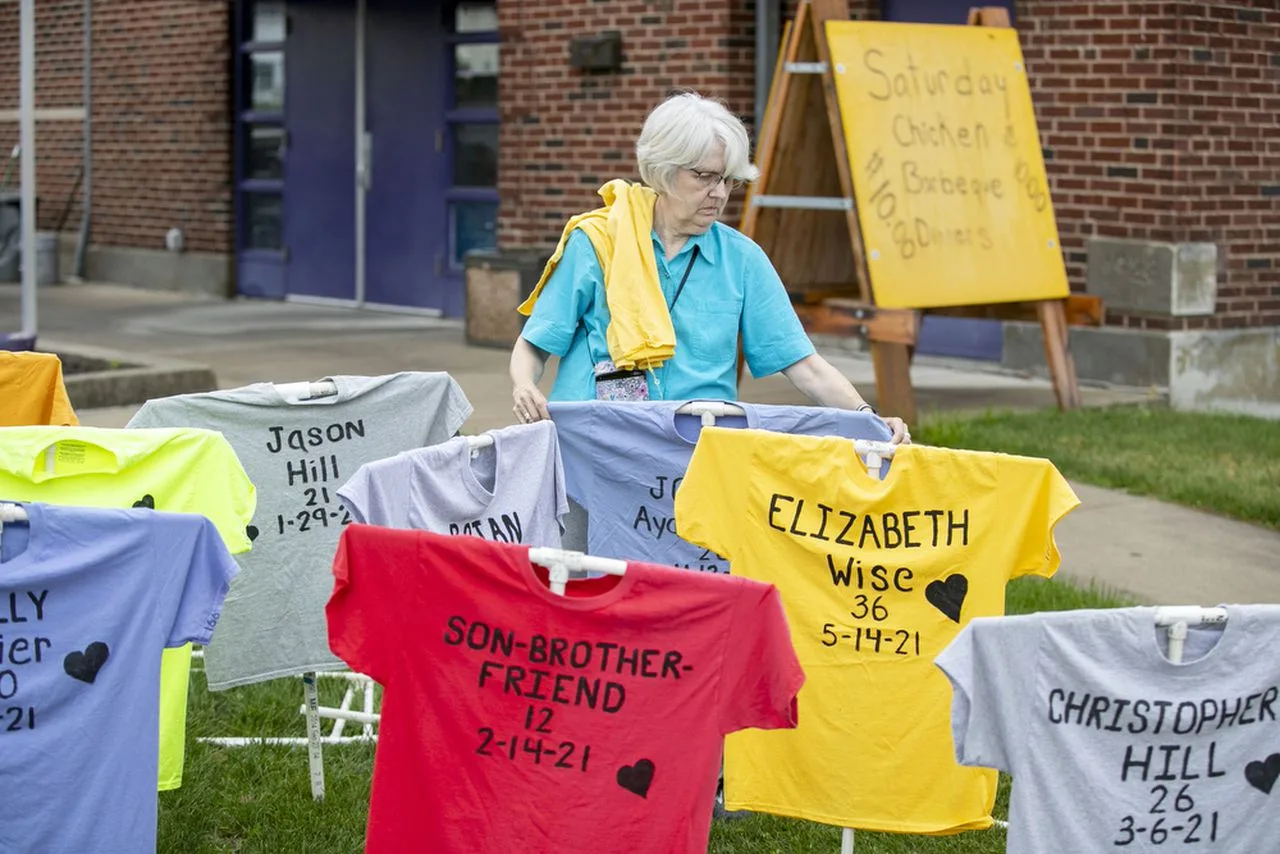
1245, 754, 1280, 794
63, 642, 110, 684
925, 574, 968, 623
132, 494, 155, 510
616, 759, 655, 798
246, 525, 259, 542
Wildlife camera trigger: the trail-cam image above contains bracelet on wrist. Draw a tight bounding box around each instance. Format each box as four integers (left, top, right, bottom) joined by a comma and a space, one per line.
856, 403, 877, 415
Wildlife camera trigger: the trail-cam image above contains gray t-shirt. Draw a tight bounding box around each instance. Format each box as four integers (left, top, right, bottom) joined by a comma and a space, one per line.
336, 420, 568, 548
936, 605, 1280, 852
128, 372, 471, 689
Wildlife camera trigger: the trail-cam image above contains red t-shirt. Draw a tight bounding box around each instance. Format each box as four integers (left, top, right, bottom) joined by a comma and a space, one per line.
327, 525, 804, 854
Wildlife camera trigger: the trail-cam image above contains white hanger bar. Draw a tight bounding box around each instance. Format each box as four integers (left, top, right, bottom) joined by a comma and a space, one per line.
1155, 607, 1228, 667
0, 503, 29, 522
466, 434, 495, 450
676, 400, 746, 427
1154, 606, 1228, 627
274, 379, 339, 401
527, 547, 628, 596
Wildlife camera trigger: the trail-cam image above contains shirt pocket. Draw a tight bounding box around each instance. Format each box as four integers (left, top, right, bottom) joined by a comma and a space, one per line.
681, 296, 743, 363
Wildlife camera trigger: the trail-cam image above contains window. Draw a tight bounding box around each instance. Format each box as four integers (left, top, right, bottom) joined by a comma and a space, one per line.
236, 1, 287, 264
451, 201, 498, 265
444, 0, 500, 269
249, 53, 285, 112
243, 192, 283, 250
452, 124, 498, 187
454, 43, 498, 108
246, 126, 285, 180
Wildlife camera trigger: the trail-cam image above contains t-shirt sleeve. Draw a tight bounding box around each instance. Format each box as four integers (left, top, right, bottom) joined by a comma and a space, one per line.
208, 436, 258, 556
326, 524, 418, 685
336, 462, 377, 525
47, 364, 78, 427
153, 513, 241, 648
548, 403, 595, 509
999, 455, 1081, 579
440, 374, 473, 437
125, 398, 166, 429
520, 230, 600, 358
674, 426, 751, 560
738, 242, 816, 379
934, 616, 1040, 774
546, 423, 571, 525
719, 580, 805, 735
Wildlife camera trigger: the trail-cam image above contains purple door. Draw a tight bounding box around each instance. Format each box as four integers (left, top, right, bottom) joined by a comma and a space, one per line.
363, 0, 450, 311
882, 0, 1014, 361
283, 0, 357, 301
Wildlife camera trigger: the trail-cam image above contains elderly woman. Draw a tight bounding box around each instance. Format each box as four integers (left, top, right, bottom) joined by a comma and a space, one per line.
509, 91, 909, 444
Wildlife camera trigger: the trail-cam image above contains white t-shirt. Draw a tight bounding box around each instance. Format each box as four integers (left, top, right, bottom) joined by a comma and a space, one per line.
936, 605, 1280, 852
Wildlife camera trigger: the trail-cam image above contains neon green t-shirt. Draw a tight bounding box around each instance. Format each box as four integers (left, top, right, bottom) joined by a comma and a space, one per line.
0, 426, 256, 790
675, 428, 1079, 834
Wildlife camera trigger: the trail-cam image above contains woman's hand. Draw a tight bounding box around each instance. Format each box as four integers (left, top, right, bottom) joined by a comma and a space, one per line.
883, 416, 911, 445
510, 338, 552, 424
513, 382, 550, 424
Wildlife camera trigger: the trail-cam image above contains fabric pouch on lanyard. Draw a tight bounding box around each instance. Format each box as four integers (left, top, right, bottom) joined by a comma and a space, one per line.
594, 245, 700, 402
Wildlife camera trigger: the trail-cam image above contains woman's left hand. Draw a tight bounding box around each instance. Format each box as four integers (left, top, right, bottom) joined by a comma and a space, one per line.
884, 416, 911, 445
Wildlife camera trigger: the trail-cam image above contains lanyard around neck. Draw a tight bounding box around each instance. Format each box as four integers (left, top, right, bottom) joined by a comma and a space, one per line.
667, 245, 701, 312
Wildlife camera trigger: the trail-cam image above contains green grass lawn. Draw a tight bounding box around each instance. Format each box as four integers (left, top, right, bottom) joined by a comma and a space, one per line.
158, 404, 1275, 853
918, 404, 1280, 532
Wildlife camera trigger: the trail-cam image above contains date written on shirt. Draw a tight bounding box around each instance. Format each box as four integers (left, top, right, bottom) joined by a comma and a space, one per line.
272, 486, 353, 536
475, 703, 592, 775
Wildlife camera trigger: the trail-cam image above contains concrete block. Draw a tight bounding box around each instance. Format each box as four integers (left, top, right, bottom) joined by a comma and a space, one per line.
83, 245, 232, 299
42, 339, 219, 411
1003, 322, 1171, 388
1086, 238, 1217, 316
1170, 328, 1280, 419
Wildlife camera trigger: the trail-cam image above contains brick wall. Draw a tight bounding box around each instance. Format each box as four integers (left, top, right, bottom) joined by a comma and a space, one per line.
496, 0, 878, 251
1020, 0, 1280, 329
497, 0, 740, 249
0, 1, 233, 255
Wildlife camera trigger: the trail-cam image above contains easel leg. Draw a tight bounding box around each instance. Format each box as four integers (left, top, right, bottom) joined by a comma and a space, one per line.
302, 672, 326, 802
870, 341, 917, 425
1036, 300, 1082, 411
841, 827, 855, 852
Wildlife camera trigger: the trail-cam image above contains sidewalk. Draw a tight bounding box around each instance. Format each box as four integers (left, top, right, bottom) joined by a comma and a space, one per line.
6, 281, 1279, 607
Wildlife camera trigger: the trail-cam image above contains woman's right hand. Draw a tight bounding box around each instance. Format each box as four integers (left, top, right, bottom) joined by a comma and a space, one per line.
513, 382, 550, 424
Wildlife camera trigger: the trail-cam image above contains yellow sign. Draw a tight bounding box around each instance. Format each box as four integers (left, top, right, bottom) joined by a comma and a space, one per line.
826, 21, 1069, 309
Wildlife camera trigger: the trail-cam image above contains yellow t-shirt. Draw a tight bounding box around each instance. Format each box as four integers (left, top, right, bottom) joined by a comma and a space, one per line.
0, 352, 78, 426
674, 428, 1079, 834
0, 426, 256, 791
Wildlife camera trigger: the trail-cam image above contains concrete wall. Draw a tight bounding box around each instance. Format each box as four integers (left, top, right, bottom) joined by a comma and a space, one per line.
1004, 320, 1280, 418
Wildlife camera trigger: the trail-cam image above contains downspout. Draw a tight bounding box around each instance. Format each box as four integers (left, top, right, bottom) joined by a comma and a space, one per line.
754, 0, 780, 135
71, 0, 91, 280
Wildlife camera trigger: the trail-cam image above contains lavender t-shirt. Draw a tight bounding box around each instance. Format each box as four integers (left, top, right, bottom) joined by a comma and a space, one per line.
337, 421, 568, 548
549, 400, 892, 572
0, 503, 237, 854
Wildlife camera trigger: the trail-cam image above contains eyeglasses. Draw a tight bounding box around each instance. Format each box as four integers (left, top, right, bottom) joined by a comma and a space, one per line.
686, 168, 746, 192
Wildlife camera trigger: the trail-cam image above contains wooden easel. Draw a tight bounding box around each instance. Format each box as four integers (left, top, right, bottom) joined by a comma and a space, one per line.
742, 1, 1093, 424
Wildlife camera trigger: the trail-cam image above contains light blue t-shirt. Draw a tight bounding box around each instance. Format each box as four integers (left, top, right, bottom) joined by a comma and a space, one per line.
549, 400, 892, 572
521, 223, 817, 401
0, 502, 238, 854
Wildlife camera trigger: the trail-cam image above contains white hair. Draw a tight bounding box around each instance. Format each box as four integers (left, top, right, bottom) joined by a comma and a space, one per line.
634, 92, 760, 195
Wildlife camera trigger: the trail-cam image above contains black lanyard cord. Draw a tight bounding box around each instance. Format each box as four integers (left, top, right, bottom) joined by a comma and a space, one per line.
667, 245, 701, 312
